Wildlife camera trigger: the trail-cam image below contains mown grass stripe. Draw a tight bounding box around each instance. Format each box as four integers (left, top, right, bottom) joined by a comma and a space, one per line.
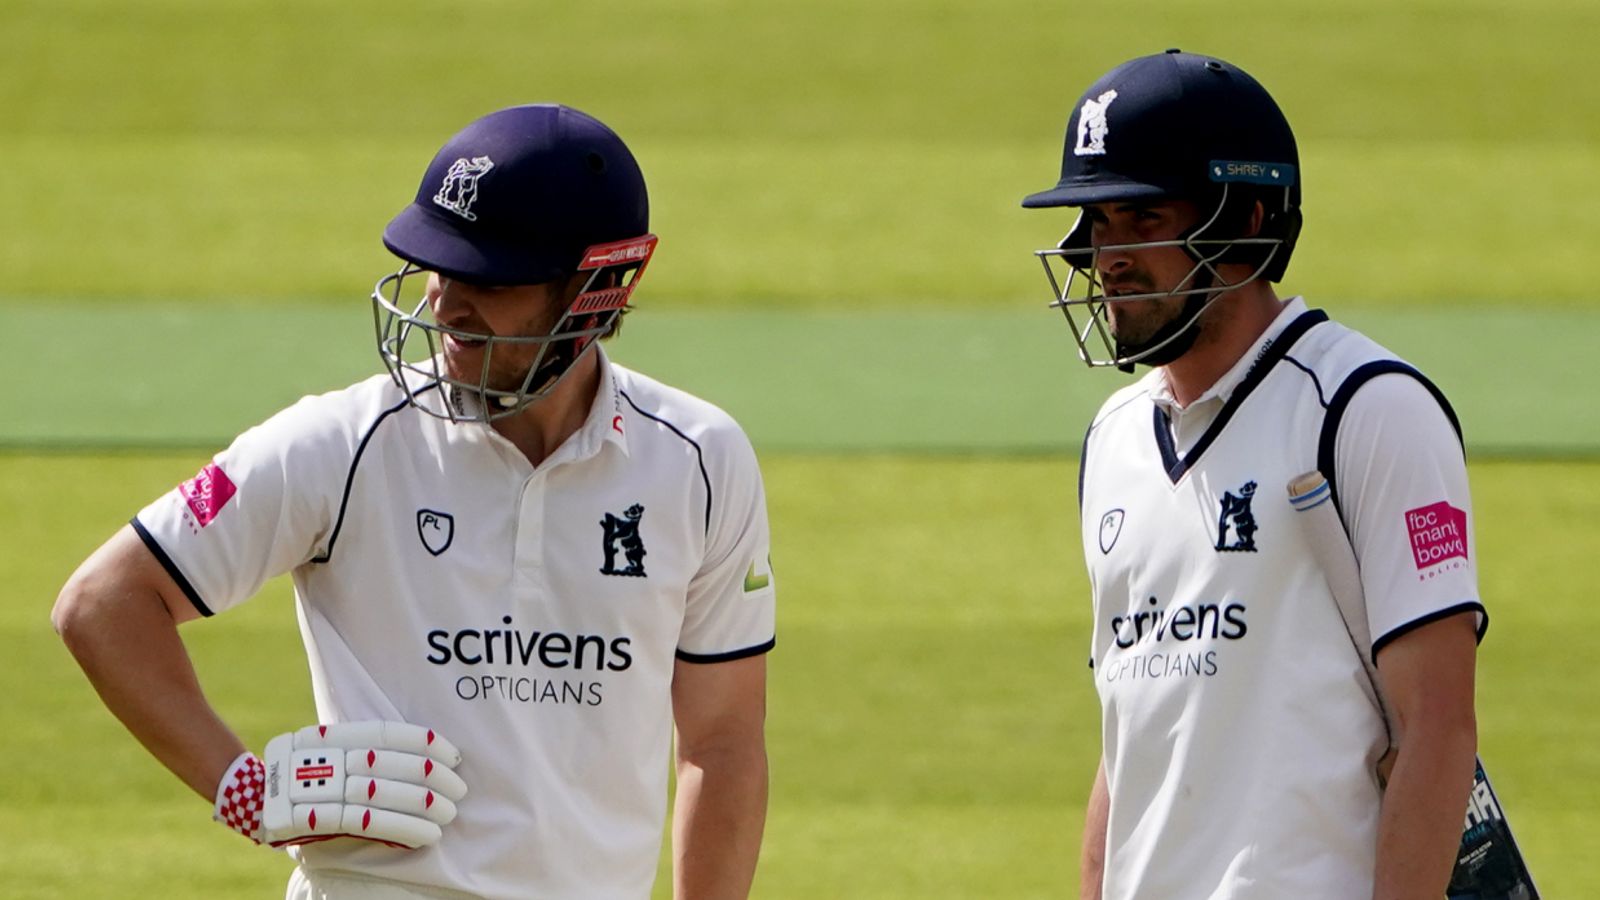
3, 306, 1596, 456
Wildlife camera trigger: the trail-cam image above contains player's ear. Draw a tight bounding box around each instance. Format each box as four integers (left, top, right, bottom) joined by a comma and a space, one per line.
1245, 199, 1265, 238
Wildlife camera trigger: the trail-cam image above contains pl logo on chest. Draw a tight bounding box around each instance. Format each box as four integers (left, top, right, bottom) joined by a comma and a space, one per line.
1215, 480, 1259, 552
418, 509, 454, 556
600, 503, 648, 577
1099, 509, 1126, 554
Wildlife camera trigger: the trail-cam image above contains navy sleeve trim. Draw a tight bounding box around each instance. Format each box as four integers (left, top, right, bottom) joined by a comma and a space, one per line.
130, 517, 213, 617
1317, 361, 1464, 521
1371, 601, 1488, 663
676, 637, 775, 664
313, 389, 423, 564
620, 389, 713, 536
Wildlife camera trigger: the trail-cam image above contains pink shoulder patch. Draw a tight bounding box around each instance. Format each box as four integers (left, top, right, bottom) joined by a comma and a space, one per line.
178, 462, 237, 528
1405, 501, 1468, 572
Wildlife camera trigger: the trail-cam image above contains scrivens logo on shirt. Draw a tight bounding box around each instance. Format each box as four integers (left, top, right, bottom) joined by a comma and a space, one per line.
1100, 594, 1249, 684
425, 616, 633, 707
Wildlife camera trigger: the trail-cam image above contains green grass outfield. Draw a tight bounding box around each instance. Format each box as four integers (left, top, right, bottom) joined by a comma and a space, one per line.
2, 0, 1596, 309
5, 0, 1599, 895
3, 454, 1597, 897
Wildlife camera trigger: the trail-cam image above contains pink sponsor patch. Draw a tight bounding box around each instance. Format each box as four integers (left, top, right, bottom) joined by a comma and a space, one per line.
1404, 501, 1468, 570
179, 462, 237, 527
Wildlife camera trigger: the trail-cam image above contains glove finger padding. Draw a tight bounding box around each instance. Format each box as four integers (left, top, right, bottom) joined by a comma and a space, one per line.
272, 803, 443, 849
290, 721, 463, 767
214, 721, 467, 850
347, 749, 468, 802
343, 776, 459, 825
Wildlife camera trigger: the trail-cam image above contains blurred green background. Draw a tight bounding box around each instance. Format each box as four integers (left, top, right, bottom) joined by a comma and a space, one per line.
2, 0, 1596, 897
3, 0, 1597, 308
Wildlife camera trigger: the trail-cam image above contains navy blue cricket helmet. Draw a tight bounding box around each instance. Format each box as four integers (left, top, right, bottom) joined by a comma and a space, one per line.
384, 104, 649, 285
372, 104, 658, 421
1023, 51, 1302, 369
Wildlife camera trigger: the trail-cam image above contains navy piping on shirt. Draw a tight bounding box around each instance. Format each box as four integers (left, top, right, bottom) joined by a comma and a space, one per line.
1152, 309, 1330, 483
313, 387, 431, 564
130, 517, 214, 617
1281, 355, 1329, 407
1373, 601, 1489, 661
1076, 421, 1094, 515
1315, 362, 1483, 658
1080, 386, 1154, 514
676, 637, 776, 664
619, 389, 713, 536
128, 384, 437, 613
1316, 360, 1463, 521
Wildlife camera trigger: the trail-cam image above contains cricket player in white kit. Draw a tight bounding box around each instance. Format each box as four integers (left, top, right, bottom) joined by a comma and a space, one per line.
1021, 52, 1486, 899
54, 104, 775, 899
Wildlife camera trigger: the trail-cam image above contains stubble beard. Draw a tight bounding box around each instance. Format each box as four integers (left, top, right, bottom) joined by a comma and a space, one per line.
1106, 294, 1186, 348
441, 340, 538, 395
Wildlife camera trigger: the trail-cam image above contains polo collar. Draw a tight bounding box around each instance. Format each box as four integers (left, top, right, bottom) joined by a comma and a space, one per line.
1150, 296, 1310, 413
591, 346, 631, 457
450, 346, 630, 466
539, 345, 631, 465
1149, 299, 1328, 484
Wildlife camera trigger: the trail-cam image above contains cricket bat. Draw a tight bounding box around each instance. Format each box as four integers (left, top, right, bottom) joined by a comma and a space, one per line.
1288, 470, 1538, 900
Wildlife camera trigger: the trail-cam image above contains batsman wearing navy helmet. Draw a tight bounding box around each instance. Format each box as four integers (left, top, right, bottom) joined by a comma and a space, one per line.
1024, 52, 1487, 899
55, 104, 775, 899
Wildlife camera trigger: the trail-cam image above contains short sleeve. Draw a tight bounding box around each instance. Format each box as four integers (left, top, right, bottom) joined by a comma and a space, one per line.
132, 396, 349, 617
676, 425, 776, 663
1333, 372, 1487, 659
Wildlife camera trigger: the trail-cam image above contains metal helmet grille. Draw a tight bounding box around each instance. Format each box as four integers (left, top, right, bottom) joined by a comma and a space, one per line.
1032, 185, 1286, 369
370, 235, 656, 423
370, 266, 608, 422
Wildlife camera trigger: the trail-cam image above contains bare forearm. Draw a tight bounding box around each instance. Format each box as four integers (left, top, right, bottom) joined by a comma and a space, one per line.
1372, 728, 1476, 900
54, 577, 244, 800
673, 748, 768, 900
1081, 759, 1108, 900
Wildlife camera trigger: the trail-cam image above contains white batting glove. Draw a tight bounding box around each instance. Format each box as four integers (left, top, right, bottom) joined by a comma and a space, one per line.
213, 721, 467, 849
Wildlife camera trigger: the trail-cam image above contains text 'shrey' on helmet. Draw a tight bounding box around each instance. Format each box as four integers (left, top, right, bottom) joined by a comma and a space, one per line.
372, 104, 657, 421
1022, 50, 1302, 371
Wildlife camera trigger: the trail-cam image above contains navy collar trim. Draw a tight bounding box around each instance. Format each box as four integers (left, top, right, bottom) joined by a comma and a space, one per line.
1153, 309, 1330, 483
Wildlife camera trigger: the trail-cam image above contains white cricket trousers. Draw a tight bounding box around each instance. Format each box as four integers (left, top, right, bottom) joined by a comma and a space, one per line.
286, 867, 484, 900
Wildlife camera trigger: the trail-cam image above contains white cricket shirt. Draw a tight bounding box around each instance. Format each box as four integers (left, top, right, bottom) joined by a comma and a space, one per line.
1078, 299, 1486, 899
134, 349, 776, 900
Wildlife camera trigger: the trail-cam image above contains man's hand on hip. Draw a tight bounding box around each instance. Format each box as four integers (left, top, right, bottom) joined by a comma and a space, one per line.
213, 721, 468, 850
